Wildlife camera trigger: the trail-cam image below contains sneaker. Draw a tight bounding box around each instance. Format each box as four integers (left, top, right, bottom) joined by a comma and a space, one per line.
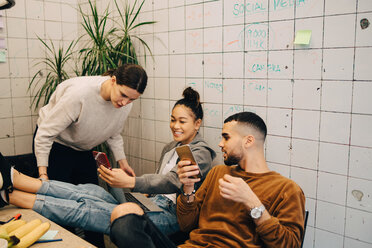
0, 152, 13, 192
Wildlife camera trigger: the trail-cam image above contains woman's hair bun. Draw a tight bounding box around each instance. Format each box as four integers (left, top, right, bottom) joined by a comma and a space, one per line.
173, 87, 204, 120
182, 87, 200, 104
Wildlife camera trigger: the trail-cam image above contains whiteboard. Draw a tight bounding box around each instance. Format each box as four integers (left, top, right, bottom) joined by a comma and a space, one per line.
133, 1, 372, 247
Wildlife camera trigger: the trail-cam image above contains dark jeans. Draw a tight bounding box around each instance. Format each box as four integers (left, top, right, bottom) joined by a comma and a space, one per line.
33, 127, 104, 247
110, 214, 177, 248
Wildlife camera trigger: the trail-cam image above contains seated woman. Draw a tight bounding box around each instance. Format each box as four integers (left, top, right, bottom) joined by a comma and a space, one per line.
0, 87, 215, 235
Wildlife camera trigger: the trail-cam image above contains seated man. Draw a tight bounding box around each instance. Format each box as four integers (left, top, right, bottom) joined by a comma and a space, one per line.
110, 111, 306, 248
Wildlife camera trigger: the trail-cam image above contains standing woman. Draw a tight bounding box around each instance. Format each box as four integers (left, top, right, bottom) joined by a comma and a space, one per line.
33, 64, 147, 247
33, 64, 147, 183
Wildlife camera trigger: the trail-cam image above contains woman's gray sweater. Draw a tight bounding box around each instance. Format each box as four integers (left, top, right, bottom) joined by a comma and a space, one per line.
133, 133, 216, 194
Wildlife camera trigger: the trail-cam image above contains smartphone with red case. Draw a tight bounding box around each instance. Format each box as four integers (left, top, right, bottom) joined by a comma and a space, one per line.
92, 151, 112, 170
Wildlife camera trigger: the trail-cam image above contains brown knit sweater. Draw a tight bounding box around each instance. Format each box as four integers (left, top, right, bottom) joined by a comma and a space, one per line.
177, 165, 305, 248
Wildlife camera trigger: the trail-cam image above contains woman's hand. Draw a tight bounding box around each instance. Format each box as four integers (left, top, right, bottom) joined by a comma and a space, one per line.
118, 159, 136, 177
39, 174, 49, 180
38, 166, 49, 180
177, 160, 200, 194
98, 166, 135, 188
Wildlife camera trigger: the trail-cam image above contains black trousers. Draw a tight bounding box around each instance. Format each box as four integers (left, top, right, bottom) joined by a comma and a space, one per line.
110, 214, 177, 248
33, 126, 98, 184
44, 141, 98, 184
33, 127, 105, 247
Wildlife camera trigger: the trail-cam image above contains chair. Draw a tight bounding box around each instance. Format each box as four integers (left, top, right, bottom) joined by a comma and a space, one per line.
170, 210, 310, 246
301, 210, 309, 248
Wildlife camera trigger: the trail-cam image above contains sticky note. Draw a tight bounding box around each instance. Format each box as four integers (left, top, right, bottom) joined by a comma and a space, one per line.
0, 38, 5, 49
294, 30, 312, 45
38, 230, 59, 241
0, 50, 6, 63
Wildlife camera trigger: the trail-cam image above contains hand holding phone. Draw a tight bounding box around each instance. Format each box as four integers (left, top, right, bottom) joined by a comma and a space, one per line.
92, 151, 112, 170
175, 144, 202, 179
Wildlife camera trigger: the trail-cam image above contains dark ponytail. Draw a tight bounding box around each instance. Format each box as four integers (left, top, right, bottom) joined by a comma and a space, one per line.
103, 64, 148, 94
102, 69, 115, 76
174, 87, 203, 120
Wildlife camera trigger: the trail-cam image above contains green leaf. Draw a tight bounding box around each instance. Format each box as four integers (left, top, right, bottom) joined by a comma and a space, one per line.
28, 39, 76, 110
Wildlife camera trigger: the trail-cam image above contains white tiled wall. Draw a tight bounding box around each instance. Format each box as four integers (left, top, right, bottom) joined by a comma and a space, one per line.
0, 0, 79, 156
126, 1, 372, 247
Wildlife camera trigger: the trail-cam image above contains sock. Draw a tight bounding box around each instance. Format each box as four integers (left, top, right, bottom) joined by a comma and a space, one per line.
0, 190, 8, 203
10, 167, 14, 184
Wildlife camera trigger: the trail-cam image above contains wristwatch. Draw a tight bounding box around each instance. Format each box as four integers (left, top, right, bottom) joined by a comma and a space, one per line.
250, 204, 265, 219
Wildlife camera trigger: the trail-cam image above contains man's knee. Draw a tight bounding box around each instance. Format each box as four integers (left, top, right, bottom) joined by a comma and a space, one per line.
111, 202, 144, 223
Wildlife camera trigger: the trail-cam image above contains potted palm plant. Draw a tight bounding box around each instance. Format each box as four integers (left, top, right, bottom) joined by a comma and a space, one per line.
29, 0, 154, 108
78, 0, 155, 76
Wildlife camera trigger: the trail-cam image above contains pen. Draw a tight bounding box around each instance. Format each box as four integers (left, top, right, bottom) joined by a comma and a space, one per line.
35, 239, 63, 244
0, 213, 22, 224
7, 213, 22, 223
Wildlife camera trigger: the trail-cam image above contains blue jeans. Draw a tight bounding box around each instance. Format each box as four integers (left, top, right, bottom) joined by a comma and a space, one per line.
32, 180, 119, 234
32, 180, 179, 235
147, 195, 179, 235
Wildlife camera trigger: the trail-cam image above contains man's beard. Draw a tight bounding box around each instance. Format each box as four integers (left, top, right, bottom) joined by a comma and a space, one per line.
224, 153, 241, 166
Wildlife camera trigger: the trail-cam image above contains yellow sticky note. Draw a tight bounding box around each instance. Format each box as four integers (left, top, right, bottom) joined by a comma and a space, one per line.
0, 50, 6, 63
294, 30, 312, 45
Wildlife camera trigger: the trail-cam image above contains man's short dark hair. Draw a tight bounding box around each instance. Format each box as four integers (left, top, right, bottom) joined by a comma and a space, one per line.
224, 112, 267, 140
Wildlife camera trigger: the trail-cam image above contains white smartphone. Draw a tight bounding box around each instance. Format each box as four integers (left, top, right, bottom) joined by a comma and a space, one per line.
175, 144, 202, 179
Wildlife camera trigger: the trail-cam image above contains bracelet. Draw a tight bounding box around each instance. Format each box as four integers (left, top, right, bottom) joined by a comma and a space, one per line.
183, 189, 196, 203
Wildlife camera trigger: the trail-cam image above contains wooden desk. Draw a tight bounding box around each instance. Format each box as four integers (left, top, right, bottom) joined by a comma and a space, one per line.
1, 205, 96, 248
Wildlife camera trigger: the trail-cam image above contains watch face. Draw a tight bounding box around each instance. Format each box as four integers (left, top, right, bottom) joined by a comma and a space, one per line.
251, 208, 262, 219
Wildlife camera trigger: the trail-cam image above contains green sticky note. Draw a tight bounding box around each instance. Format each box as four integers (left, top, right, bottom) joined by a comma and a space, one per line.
294, 30, 312, 45
0, 50, 6, 63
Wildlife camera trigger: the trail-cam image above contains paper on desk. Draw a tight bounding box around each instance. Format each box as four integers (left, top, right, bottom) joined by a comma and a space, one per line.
294, 30, 312, 45
38, 230, 59, 241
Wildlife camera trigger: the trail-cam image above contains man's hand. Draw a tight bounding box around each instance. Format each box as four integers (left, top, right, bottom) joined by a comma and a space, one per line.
218, 174, 270, 225
177, 160, 201, 194
98, 166, 135, 188
218, 174, 262, 210
118, 159, 135, 177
